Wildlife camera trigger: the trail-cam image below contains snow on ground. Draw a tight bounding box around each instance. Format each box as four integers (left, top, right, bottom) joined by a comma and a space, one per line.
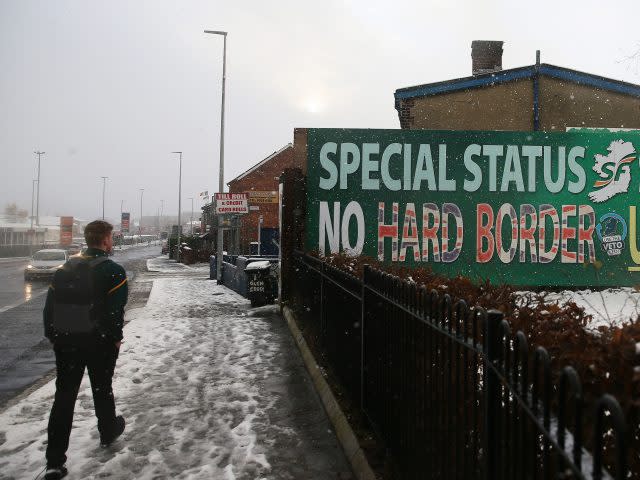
0, 275, 295, 479
146, 257, 209, 275
517, 288, 640, 331
146, 256, 193, 273
116, 241, 161, 252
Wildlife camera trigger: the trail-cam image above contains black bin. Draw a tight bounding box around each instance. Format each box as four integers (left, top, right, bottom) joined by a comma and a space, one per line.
245, 260, 274, 307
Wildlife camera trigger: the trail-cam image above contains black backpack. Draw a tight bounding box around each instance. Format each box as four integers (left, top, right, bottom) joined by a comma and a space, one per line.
51, 256, 109, 338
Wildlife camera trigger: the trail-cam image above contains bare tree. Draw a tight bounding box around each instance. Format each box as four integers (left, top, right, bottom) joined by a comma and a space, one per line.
4, 203, 29, 222
619, 43, 640, 75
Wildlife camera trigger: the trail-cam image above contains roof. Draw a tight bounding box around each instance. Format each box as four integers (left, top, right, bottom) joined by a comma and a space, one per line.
394, 63, 640, 102
228, 143, 293, 185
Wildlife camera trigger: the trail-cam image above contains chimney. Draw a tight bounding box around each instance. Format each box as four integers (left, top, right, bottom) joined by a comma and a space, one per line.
471, 40, 504, 76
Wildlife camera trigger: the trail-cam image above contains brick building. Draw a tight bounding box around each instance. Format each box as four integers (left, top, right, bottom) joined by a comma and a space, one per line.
395, 40, 640, 131
227, 143, 300, 254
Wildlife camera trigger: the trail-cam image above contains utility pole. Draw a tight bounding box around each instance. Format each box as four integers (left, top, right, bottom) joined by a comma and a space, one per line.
101, 176, 108, 220
30, 179, 36, 229
34, 151, 44, 226
204, 29, 227, 282
172, 152, 183, 262
139, 189, 144, 236
30, 179, 37, 254
160, 199, 164, 232
258, 215, 263, 256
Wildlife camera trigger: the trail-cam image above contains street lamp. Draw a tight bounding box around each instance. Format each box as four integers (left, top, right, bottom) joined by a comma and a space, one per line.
188, 197, 194, 235
139, 189, 144, 236
258, 215, 263, 256
34, 151, 44, 227
30, 179, 37, 253
101, 176, 108, 220
172, 152, 183, 262
204, 29, 227, 282
30, 179, 37, 230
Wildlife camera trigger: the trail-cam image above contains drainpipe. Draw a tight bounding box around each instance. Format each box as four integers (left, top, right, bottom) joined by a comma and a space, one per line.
533, 50, 541, 131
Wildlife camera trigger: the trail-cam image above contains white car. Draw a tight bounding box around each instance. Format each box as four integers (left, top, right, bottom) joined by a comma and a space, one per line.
24, 249, 69, 281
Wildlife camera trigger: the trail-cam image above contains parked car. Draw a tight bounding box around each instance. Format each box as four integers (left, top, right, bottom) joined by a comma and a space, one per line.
66, 243, 83, 256
24, 249, 69, 281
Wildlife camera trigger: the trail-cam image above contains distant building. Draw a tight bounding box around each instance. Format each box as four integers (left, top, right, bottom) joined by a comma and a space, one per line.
394, 40, 640, 131
0, 215, 83, 256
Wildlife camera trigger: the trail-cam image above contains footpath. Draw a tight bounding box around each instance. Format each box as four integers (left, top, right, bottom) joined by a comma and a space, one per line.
0, 257, 352, 479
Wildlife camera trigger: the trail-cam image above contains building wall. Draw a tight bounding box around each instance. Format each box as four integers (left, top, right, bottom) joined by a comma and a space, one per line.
399, 76, 640, 132
228, 145, 300, 254
398, 79, 534, 131
539, 76, 640, 131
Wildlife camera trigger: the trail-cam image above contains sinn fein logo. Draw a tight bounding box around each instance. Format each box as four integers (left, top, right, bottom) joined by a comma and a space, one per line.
595, 212, 627, 257
588, 140, 636, 203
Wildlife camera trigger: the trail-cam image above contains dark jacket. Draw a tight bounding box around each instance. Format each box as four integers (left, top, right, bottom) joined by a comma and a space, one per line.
44, 248, 128, 344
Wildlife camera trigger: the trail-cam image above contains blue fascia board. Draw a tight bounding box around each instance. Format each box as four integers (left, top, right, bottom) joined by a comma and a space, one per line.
394, 68, 535, 100
539, 65, 640, 98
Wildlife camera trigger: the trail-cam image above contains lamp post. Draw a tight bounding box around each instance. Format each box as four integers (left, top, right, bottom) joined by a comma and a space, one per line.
204, 29, 227, 282
160, 199, 164, 232
258, 215, 263, 256
101, 176, 108, 220
188, 197, 194, 235
34, 151, 44, 227
30, 179, 37, 253
30, 180, 37, 230
139, 189, 144, 238
172, 152, 183, 262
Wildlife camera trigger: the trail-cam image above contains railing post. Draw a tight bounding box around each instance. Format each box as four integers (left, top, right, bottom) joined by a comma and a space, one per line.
361, 264, 369, 409
320, 260, 325, 346
484, 309, 503, 480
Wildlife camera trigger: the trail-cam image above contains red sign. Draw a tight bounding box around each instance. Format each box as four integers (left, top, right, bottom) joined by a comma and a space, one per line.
60, 216, 73, 246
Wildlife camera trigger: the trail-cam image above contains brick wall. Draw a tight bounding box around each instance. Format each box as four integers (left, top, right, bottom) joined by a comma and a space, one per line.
228, 145, 301, 253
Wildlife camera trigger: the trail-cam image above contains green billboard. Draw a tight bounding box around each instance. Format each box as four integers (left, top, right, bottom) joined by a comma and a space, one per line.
304, 128, 640, 287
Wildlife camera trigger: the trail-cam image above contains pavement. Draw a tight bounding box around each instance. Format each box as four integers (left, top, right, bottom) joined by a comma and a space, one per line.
0, 256, 353, 479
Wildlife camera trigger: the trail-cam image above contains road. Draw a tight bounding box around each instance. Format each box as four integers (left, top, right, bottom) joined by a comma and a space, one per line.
0, 244, 161, 408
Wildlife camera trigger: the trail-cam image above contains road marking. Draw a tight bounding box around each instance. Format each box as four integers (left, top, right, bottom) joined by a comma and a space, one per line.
0, 290, 47, 313
0, 257, 29, 264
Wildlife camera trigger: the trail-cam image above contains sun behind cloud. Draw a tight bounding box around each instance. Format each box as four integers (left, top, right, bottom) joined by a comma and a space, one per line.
303, 98, 324, 114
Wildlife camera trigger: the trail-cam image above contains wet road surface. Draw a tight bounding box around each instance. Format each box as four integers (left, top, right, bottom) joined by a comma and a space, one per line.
0, 244, 161, 408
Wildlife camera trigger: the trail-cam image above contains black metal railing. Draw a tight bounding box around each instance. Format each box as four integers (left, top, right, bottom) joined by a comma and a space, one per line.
290, 251, 629, 480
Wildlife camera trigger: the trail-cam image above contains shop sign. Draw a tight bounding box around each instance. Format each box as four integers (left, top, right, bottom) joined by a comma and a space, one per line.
304, 128, 640, 286
215, 193, 248, 214
248, 190, 278, 204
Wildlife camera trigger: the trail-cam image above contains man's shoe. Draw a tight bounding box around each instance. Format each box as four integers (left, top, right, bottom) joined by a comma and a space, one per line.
44, 465, 68, 480
100, 415, 125, 447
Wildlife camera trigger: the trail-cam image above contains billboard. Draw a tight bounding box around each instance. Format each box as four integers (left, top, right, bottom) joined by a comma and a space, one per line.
121, 212, 130, 233
305, 128, 640, 287
60, 216, 73, 246
215, 193, 249, 214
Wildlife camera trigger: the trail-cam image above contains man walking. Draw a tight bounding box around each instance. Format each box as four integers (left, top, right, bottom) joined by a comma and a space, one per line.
43, 220, 128, 480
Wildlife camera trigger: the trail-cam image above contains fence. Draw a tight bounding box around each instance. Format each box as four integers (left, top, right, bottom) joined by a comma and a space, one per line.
290, 251, 629, 480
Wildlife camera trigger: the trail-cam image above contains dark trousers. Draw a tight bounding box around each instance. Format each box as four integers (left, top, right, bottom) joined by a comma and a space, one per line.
46, 343, 119, 467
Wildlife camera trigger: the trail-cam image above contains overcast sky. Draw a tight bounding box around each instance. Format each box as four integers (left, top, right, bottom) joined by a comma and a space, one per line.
1, 0, 639, 223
